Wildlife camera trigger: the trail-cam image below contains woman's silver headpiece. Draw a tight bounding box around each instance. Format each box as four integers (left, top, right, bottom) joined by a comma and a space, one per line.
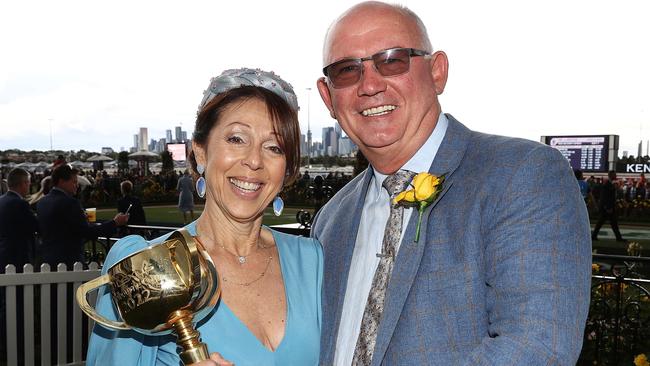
198, 68, 299, 112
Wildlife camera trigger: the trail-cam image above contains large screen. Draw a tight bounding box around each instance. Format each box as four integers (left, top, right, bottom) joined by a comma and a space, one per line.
543, 135, 610, 172
167, 143, 187, 161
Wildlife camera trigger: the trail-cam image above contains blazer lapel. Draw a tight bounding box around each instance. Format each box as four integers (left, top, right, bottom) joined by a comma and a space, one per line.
321, 167, 374, 363
372, 115, 471, 365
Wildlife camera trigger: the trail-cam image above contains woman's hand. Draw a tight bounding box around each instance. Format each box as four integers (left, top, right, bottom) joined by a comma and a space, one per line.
188, 352, 234, 366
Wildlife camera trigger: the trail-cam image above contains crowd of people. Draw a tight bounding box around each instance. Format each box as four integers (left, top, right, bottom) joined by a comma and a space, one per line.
0, 164, 132, 272
579, 171, 649, 218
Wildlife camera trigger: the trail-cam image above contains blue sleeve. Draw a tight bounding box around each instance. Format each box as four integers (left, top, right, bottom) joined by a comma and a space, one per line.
314, 238, 324, 332
466, 146, 591, 365
85, 235, 181, 366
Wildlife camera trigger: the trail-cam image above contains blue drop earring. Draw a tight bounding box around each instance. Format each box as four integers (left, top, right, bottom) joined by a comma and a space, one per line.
196, 164, 206, 198
273, 196, 284, 216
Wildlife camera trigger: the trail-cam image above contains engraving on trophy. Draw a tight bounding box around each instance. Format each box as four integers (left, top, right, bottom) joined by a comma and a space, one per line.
111, 260, 163, 312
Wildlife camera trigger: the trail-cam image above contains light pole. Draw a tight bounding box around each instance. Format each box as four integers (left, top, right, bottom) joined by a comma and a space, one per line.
48, 118, 53, 151
306, 88, 312, 168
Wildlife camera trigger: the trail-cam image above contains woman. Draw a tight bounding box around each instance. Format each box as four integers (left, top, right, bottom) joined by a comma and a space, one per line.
86, 68, 322, 366
177, 170, 195, 224
28, 175, 52, 211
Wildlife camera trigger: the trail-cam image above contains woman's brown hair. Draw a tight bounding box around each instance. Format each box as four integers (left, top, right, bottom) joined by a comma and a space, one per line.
188, 86, 301, 187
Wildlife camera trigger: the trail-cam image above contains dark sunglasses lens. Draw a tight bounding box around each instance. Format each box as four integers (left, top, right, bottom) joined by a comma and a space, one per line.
374, 48, 411, 76
328, 60, 362, 88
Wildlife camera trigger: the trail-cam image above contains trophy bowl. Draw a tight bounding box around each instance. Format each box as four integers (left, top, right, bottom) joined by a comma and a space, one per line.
76, 228, 220, 364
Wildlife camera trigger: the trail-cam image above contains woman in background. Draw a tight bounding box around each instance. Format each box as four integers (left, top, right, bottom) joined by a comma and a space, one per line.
177, 170, 195, 224
28, 175, 52, 211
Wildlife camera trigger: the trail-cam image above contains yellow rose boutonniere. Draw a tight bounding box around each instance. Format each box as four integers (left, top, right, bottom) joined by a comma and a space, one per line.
393, 172, 445, 243
634, 353, 650, 366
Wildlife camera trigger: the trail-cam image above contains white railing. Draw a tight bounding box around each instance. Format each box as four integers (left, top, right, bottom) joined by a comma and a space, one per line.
1, 263, 101, 366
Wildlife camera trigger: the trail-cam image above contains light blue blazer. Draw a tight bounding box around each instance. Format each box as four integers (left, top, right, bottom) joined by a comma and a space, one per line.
312, 116, 592, 365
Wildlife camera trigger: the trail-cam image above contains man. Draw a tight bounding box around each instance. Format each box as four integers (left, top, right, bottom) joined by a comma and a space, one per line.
37, 164, 129, 268
0, 168, 38, 273
312, 2, 592, 365
0, 168, 37, 358
116, 180, 146, 236
591, 170, 626, 242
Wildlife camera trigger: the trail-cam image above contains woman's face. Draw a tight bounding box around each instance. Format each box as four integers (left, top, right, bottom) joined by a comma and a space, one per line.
195, 98, 287, 222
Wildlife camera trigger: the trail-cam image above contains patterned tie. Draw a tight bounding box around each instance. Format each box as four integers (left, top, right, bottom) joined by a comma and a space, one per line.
352, 170, 416, 365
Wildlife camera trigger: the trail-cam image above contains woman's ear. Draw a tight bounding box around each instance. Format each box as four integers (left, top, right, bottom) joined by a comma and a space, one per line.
193, 144, 207, 168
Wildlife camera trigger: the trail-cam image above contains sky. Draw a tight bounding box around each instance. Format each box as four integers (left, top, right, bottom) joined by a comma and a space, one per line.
1, 0, 649, 157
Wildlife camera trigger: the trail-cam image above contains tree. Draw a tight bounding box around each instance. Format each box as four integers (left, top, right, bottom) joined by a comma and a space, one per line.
117, 151, 130, 173
161, 150, 174, 172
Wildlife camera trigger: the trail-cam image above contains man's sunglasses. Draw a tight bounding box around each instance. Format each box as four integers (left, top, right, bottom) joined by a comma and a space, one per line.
322, 47, 431, 89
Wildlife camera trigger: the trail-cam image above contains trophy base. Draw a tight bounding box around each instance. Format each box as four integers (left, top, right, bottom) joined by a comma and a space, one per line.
170, 310, 210, 365
179, 343, 210, 365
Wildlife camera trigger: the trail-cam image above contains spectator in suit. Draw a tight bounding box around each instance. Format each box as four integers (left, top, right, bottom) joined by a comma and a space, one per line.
592, 170, 626, 242
116, 180, 146, 236
0, 168, 37, 359
36, 164, 129, 268
0, 170, 7, 194
0, 167, 38, 272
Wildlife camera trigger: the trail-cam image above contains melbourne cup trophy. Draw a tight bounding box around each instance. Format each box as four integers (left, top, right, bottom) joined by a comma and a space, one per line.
76, 228, 220, 364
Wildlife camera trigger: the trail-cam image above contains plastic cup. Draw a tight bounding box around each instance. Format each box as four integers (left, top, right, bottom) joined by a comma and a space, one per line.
86, 208, 97, 223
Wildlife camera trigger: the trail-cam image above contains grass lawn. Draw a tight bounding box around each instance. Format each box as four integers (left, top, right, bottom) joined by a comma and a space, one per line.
96, 205, 313, 227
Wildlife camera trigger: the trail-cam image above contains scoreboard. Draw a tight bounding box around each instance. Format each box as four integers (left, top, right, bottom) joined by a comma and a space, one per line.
541, 135, 618, 173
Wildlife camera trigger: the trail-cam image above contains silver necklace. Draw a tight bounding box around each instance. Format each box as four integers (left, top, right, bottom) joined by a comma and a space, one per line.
197, 229, 261, 265
221, 243, 251, 264
221, 254, 273, 286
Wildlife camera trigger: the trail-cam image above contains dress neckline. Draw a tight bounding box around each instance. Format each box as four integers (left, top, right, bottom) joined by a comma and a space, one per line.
208, 227, 290, 354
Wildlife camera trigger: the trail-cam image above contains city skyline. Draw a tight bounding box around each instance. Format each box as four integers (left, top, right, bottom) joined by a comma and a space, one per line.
130, 122, 358, 158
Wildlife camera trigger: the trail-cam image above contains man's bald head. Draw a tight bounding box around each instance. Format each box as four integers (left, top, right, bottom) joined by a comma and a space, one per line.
322, 1, 433, 66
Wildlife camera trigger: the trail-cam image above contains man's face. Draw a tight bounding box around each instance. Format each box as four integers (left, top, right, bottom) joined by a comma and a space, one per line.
317, 5, 448, 173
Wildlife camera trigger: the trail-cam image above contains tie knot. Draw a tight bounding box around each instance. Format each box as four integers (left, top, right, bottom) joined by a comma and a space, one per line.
382, 170, 416, 199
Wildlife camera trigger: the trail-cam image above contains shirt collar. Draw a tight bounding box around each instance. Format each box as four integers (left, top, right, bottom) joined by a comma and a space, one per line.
52, 186, 71, 197
7, 190, 24, 199
370, 112, 449, 195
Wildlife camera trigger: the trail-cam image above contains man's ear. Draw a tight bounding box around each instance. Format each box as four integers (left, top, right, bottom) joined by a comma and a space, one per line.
430, 51, 449, 95
317, 77, 337, 119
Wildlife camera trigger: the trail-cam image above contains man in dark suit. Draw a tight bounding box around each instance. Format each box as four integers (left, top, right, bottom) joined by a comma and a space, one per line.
116, 180, 146, 237
0, 168, 38, 358
592, 170, 626, 242
0, 167, 38, 273
36, 164, 129, 268
313, 2, 591, 365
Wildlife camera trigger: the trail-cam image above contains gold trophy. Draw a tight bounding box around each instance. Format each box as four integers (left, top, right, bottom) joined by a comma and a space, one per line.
76, 228, 220, 364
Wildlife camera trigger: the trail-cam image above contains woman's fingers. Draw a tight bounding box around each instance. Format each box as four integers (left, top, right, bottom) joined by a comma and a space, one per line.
210, 352, 235, 366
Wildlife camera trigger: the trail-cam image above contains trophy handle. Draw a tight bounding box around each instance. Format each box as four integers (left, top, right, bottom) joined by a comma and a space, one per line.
76, 274, 130, 330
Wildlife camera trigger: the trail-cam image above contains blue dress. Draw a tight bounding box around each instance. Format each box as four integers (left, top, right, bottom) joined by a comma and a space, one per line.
86, 221, 323, 365
176, 175, 194, 212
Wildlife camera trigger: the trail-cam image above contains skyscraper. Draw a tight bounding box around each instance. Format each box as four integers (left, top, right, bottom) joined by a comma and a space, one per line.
322, 127, 334, 156
300, 134, 307, 156
307, 130, 312, 158
133, 134, 139, 151
639, 140, 643, 159
175, 126, 182, 142
139, 127, 149, 151
166, 129, 172, 143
